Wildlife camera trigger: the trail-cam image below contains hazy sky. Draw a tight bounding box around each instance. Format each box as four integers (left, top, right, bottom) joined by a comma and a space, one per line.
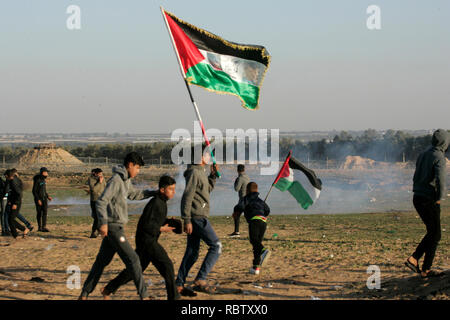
1, 0, 449, 134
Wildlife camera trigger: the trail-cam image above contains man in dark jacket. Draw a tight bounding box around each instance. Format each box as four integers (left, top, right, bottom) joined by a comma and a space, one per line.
405, 129, 449, 278
6, 169, 30, 239
229, 164, 250, 237
32, 167, 52, 232
101, 175, 181, 300
234, 182, 270, 275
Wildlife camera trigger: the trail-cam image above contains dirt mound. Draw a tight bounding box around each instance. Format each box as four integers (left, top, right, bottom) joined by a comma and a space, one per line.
340, 156, 389, 170
18, 144, 83, 167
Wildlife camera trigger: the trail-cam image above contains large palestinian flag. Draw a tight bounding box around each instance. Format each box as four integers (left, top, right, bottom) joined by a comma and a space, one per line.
273, 151, 322, 210
162, 9, 271, 110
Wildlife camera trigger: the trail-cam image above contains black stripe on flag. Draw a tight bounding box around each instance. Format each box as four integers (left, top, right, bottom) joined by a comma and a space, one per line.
288, 156, 323, 191
166, 11, 270, 66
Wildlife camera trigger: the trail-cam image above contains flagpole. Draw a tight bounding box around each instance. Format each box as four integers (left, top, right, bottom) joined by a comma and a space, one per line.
160, 6, 221, 177
264, 150, 292, 203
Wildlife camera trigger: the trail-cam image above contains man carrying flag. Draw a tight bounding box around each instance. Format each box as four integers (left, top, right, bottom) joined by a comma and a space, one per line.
268, 151, 322, 210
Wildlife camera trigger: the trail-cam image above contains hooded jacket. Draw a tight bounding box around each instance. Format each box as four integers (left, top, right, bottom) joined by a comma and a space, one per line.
7, 176, 23, 207
96, 165, 156, 226
32, 174, 49, 202
413, 129, 449, 201
234, 173, 250, 199
233, 191, 270, 223
180, 164, 216, 223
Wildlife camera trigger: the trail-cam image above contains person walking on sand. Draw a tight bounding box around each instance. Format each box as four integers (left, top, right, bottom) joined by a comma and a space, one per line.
229, 164, 249, 237
5, 169, 30, 240
405, 129, 449, 278
86, 168, 106, 238
1, 170, 33, 236
78, 152, 157, 300
33, 167, 52, 232
175, 144, 221, 296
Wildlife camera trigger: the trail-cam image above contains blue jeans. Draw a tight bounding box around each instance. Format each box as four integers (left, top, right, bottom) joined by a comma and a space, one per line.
176, 217, 221, 286
17, 213, 32, 229
1, 203, 32, 233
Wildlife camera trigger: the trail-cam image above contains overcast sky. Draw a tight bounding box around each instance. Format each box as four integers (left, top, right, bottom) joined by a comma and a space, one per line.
0, 0, 449, 134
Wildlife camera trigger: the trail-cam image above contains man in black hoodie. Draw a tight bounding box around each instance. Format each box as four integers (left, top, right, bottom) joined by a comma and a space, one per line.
405, 129, 449, 278
101, 175, 181, 300
234, 182, 270, 275
32, 167, 52, 232
6, 169, 30, 239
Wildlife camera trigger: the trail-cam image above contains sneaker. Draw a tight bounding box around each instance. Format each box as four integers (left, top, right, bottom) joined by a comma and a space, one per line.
89, 232, 98, 239
228, 232, 240, 238
260, 248, 271, 267
41, 228, 50, 232
249, 267, 260, 275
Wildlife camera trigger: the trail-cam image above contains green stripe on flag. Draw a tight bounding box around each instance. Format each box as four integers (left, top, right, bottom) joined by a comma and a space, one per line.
274, 177, 292, 192
186, 62, 260, 110
288, 181, 314, 209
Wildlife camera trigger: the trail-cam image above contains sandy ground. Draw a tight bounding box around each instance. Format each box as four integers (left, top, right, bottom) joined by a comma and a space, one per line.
0, 209, 449, 300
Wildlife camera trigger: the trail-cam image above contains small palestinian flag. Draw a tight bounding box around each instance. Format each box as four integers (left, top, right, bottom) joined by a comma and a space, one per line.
273, 151, 322, 210
162, 9, 271, 110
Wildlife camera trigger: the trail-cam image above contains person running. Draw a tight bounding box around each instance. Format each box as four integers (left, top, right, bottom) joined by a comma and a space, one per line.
5, 169, 30, 240
86, 168, 106, 238
78, 152, 157, 300
405, 129, 449, 278
101, 175, 182, 300
229, 164, 249, 237
32, 167, 52, 232
233, 182, 271, 275
175, 144, 221, 295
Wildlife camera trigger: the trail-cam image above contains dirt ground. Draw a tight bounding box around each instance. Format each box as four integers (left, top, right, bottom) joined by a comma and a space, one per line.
0, 209, 449, 300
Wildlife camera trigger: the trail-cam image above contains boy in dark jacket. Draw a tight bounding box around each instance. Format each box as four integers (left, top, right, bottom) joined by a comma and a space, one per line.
405, 129, 449, 278
32, 167, 52, 232
101, 175, 182, 300
234, 182, 270, 275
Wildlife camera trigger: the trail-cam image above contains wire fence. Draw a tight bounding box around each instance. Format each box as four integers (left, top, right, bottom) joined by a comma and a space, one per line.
0, 154, 412, 173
